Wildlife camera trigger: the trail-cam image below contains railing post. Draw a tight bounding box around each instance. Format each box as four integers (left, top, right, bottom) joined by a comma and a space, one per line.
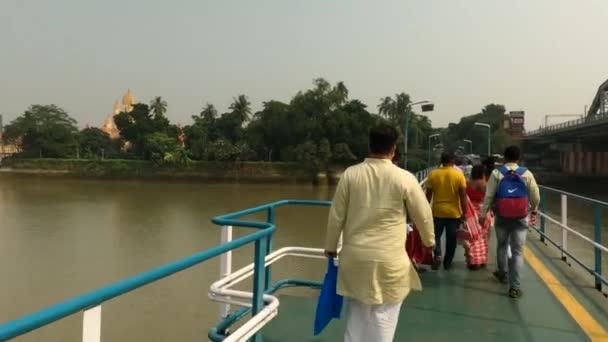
265, 207, 274, 291
540, 189, 546, 242
219, 225, 233, 321
594, 205, 603, 291
561, 194, 568, 261
82, 306, 101, 342
251, 237, 268, 342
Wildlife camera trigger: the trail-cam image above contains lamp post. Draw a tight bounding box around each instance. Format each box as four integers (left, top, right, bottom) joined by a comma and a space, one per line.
403, 100, 434, 170
427, 133, 440, 167
463, 139, 472, 154
474, 122, 491, 156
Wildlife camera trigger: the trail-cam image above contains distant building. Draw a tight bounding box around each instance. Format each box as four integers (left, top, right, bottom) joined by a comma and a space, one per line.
504, 111, 525, 137
102, 89, 136, 139
0, 114, 19, 157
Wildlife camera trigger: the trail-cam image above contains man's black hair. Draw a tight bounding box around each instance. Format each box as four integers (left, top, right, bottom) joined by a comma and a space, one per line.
471, 164, 485, 180
440, 151, 455, 165
482, 156, 496, 179
504, 145, 520, 162
369, 124, 398, 155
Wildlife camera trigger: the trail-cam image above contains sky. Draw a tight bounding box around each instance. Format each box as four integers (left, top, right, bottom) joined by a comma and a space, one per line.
1, 0, 607, 130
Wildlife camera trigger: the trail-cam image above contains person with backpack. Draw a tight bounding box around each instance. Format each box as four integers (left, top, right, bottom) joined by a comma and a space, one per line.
480, 146, 540, 298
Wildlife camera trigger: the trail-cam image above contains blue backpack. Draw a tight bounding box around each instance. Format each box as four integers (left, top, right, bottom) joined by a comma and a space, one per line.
494, 166, 529, 219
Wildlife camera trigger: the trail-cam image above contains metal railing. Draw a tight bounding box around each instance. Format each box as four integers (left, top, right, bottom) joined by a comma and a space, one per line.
532, 185, 607, 291
526, 112, 608, 136
208, 199, 330, 342
0, 199, 330, 342
415, 166, 435, 185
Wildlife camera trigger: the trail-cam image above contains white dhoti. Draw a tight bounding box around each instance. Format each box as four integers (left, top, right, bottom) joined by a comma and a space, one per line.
344, 298, 402, 342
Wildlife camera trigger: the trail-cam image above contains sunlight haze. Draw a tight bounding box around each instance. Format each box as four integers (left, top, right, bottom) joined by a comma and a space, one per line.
1, 0, 607, 130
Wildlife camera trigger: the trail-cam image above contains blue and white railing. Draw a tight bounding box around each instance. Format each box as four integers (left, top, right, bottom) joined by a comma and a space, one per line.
533, 186, 607, 292
0, 200, 331, 342
208, 200, 332, 341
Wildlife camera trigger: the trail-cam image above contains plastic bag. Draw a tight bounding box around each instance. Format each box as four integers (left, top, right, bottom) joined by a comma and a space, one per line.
406, 224, 434, 265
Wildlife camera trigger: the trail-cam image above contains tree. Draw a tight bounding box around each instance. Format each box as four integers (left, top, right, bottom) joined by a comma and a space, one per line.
78, 127, 115, 158
332, 143, 357, 166
229, 95, 252, 124
149, 96, 168, 119
206, 139, 240, 161
114, 103, 172, 158
245, 100, 291, 161
4, 105, 78, 158
142, 132, 178, 164
378, 93, 411, 126
294, 140, 320, 180
440, 103, 508, 156
317, 138, 332, 172
199, 103, 218, 123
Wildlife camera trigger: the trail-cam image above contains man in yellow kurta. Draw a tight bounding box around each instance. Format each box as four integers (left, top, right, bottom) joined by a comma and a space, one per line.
324, 124, 435, 342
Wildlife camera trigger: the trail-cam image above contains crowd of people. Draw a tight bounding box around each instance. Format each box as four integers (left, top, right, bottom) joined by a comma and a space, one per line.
324, 124, 540, 342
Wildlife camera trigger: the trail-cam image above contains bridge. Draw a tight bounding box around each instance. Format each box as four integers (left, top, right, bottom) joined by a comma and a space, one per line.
523, 78, 608, 177
0, 169, 606, 342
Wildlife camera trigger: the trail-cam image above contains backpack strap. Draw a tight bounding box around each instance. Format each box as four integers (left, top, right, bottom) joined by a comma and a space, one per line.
498, 165, 509, 176
515, 167, 527, 176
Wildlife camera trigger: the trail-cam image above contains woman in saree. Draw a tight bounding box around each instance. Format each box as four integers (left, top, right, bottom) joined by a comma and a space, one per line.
464, 164, 493, 270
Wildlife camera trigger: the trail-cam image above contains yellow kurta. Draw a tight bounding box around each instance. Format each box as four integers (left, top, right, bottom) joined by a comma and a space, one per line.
325, 158, 435, 305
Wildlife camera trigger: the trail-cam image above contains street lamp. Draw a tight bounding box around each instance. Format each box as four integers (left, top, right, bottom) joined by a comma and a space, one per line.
403, 100, 434, 170
463, 139, 472, 154
474, 122, 491, 156
427, 133, 440, 167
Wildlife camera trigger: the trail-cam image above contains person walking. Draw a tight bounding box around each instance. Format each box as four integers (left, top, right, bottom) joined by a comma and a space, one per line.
463, 165, 492, 269
426, 151, 467, 271
324, 124, 435, 342
481, 146, 540, 298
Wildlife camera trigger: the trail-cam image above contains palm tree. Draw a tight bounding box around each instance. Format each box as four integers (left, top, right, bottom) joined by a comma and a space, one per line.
229, 94, 252, 123
332, 81, 349, 105
378, 93, 411, 125
200, 103, 217, 122
150, 96, 168, 118
409, 114, 425, 148
378, 96, 396, 122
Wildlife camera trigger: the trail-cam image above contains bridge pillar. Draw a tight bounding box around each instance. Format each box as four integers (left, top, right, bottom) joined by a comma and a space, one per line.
561, 150, 608, 176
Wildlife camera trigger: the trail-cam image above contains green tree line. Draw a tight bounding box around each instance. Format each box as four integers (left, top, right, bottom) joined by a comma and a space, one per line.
2, 79, 515, 174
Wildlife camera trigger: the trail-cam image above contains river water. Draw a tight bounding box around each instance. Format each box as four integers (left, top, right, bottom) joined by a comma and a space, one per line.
0, 174, 605, 341
0, 174, 332, 341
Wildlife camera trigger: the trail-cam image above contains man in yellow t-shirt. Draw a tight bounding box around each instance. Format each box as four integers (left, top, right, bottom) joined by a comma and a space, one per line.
425, 151, 467, 270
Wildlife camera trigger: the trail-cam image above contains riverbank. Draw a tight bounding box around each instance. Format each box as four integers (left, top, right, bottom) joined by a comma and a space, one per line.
0, 158, 343, 184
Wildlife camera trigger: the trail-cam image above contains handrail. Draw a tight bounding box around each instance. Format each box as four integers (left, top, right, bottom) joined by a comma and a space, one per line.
0, 228, 272, 340
532, 185, 607, 291
526, 112, 608, 136
211, 199, 331, 227
209, 174, 431, 340
540, 185, 608, 207
0, 199, 331, 341
540, 212, 608, 254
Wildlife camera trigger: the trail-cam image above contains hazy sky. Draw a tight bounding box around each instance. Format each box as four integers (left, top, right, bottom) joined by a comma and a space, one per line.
1, 0, 607, 130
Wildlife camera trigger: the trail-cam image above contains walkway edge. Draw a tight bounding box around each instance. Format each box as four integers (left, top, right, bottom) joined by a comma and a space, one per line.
523, 246, 608, 341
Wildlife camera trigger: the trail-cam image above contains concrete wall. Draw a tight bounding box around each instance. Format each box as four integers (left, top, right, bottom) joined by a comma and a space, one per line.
561, 151, 608, 176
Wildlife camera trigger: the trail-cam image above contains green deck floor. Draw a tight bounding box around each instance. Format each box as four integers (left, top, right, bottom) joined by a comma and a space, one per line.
261, 238, 608, 341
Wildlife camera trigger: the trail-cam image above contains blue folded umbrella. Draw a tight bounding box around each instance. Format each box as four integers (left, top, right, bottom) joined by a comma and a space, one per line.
313, 257, 343, 336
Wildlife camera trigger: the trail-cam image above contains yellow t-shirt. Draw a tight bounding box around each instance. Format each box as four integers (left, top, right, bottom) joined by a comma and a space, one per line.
426, 166, 466, 219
